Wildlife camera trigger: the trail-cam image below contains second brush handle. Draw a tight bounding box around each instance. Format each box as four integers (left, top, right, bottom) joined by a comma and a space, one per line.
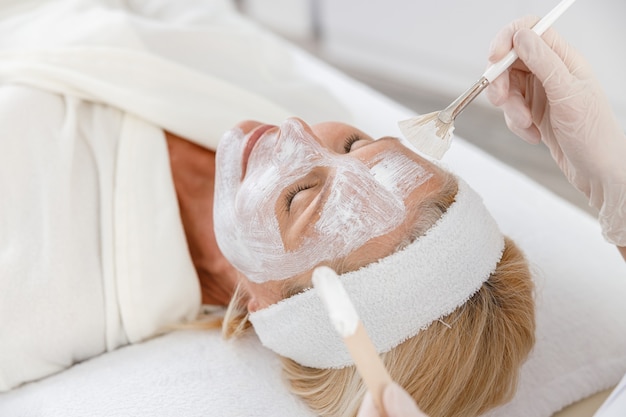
482, 0, 576, 82
346, 322, 393, 417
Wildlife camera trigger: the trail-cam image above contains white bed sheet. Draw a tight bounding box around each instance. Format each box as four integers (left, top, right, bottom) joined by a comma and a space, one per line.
1, 3, 626, 417
0, 330, 314, 417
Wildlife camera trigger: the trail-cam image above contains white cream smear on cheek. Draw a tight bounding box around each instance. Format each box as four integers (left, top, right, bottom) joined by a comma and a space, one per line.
214, 119, 433, 283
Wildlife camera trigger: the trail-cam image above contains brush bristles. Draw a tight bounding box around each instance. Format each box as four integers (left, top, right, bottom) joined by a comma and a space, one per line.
398, 111, 455, 160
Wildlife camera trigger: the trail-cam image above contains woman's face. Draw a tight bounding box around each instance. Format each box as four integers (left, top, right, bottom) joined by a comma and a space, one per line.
214, 118, 445, 300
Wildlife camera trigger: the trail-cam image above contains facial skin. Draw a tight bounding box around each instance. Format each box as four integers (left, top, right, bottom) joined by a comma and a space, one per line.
213, 118, 446, 310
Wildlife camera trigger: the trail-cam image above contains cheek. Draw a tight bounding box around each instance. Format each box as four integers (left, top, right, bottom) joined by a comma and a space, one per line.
310, 152, 434, 260
311, 167, 405, 260
236, 173, 283, 242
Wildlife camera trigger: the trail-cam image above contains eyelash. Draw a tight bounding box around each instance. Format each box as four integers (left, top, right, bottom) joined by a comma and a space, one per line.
284, 183, 313, 211
343, 133, 363, 153
283, 133, 362, 212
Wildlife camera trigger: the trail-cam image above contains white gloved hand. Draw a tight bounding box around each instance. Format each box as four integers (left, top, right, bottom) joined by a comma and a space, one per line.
486, 16, 626, 246
356, 383, 429, 417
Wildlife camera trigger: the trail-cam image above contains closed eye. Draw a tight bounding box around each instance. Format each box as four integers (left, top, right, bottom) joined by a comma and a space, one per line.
284, 183, 314, 212
343, 133, 364, 153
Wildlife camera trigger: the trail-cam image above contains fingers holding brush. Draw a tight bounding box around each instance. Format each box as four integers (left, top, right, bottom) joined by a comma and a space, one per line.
485, 14, 626, 248
486, 17, 540, 130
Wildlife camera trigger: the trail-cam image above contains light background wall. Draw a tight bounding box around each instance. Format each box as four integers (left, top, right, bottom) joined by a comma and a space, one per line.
241, 0, 626, 128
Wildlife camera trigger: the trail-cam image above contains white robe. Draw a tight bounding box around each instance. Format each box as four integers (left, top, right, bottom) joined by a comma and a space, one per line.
0, 0, 349, 391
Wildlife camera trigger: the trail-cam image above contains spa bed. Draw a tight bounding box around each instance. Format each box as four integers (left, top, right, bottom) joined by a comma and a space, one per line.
1, 1, 625, 416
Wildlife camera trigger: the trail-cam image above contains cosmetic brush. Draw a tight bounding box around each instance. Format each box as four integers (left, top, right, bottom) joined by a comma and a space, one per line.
312, 266, 393, 417
398, 0, 577, 160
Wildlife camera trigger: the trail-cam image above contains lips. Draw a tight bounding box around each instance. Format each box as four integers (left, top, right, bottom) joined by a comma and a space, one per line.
241, 124, 276, 178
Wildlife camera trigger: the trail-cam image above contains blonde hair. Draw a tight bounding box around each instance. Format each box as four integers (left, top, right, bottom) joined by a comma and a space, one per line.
221, 175, 535, 417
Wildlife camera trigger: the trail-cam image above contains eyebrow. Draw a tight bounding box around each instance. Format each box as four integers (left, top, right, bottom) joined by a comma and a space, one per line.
376, 136, 401, 142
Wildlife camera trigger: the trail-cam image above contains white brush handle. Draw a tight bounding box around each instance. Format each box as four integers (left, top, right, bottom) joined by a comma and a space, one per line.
482, 0, 577, 82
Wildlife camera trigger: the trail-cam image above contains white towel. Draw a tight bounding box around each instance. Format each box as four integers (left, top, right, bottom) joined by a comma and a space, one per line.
0, 84, 201, 391
0, 330, 316, 417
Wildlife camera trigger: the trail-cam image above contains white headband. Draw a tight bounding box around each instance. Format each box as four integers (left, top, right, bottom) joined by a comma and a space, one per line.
249, 178, 504, 369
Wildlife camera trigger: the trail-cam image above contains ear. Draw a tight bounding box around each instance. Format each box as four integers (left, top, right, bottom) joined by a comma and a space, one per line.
246, 296, 261, 313
241, 279, 285, 312
238, 278, 263, 313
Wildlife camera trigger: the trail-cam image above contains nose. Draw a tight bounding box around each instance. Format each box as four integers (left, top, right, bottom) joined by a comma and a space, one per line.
236, 120, 263, 135
280, 117, 323, 146
269, 118, 321, 150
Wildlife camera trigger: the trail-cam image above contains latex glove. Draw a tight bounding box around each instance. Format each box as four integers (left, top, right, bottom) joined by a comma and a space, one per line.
356, 383, 429, 417
486, 16, 626, 246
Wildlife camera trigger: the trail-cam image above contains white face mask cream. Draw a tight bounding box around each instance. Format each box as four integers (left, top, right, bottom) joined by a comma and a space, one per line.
214, 119, 433, 283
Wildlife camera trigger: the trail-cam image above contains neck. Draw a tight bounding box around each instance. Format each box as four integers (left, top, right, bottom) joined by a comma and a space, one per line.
165, 130, 239, 306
